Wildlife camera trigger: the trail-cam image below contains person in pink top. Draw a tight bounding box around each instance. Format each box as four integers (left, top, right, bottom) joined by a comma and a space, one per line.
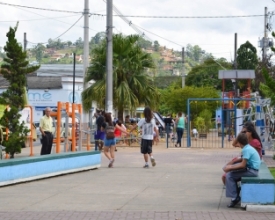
222, 121, 262, 185
240, 121, 262, 159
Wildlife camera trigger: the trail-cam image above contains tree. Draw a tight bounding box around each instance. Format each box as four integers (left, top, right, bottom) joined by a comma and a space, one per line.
260, 68, 275, 105
153, 40, 160, 52
0, 24, 39, 158
82, 34, 159, 120
185, 58, 233, 90
33, 43, 45, 63
137, 38, 152, 49
236, 41, 258, 69
160, 85, 220, 119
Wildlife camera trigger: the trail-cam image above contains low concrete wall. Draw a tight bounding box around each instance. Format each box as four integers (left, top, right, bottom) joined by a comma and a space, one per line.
241, 162, 275, 207
0, 151, 101, 186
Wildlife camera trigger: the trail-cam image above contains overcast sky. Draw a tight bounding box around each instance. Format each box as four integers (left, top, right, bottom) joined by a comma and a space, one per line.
1, 0, 275, 61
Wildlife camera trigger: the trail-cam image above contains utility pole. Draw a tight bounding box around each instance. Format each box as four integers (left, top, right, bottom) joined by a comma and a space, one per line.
82, 0, 89, 123
263, 7, 268, 61
106, 0, 113, 113
181, 47, 185, 88
23, 32, 27, 51
234, 33, 238, 96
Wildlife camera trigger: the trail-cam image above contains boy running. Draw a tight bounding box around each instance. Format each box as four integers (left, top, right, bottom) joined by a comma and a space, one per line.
130, 107, 159, 168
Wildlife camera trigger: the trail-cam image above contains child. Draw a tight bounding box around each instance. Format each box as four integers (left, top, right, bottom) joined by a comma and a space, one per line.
130, 107, 159, 168
192, 127, 198, 140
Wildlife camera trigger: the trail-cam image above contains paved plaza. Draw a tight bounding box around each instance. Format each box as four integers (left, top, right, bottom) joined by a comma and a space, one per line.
0, 141, 275, 220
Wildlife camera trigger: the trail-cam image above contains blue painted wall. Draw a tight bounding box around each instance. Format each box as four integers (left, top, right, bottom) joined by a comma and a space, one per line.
241, 183, 275, 204
0, 151, 101, 184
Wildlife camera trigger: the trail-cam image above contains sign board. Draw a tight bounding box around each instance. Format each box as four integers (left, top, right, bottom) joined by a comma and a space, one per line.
218, 70, 255, 79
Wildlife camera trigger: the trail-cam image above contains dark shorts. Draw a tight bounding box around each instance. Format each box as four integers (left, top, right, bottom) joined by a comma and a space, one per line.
140, 139, 153, 154
95, 130, 105, 141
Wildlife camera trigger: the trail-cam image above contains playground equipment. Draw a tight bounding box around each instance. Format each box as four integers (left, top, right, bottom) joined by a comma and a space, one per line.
242, 95, 275, 151
49, 101, 92, 153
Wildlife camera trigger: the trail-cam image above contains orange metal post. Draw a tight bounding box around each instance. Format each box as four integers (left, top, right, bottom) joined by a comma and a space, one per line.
56, 102, 62, 153
25, 105, 34, 156
5, 127, 9, 159
228, 91, 233, 109
71, 103, 76, 151
65, 102, 70, 152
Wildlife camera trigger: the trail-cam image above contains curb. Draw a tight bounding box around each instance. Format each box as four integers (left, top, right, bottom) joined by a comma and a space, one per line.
246, 205, 275, 212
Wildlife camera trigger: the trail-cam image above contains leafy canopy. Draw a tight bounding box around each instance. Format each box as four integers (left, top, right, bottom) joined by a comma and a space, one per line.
82, 34, 159, 118
0, 23, 39, 157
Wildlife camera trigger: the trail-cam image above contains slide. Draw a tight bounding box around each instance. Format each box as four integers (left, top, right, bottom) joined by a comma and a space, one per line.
153, 112, 165, 128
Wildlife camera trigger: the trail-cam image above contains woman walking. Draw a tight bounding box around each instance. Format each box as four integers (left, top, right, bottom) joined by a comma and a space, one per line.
175, 112, 185, 147
102, 113, 128, 168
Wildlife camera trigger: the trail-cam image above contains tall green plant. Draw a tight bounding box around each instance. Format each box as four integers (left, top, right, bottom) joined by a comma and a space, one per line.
0, 23, 39, 158
199, 109, 213, 132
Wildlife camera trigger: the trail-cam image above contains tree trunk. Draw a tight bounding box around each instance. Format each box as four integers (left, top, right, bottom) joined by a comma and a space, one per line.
117, 107, 124, 122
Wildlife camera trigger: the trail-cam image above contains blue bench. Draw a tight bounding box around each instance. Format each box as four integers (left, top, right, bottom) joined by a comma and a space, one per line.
241, 161, 275, 207
0, 151, 101, 186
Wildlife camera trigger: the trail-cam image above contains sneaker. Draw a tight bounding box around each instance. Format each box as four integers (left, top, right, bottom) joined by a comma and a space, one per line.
108, 159, 114, 168
151, 158, 156, 167
143, 164, 149, 168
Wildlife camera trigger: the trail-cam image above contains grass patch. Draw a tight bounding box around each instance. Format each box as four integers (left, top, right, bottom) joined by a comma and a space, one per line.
269, 168, 275, 179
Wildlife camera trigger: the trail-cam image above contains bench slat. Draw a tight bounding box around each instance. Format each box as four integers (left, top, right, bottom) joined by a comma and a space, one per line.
241, 162, 275, 184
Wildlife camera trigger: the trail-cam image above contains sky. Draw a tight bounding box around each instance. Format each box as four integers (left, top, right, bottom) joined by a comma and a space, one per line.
1, 0, 275, 61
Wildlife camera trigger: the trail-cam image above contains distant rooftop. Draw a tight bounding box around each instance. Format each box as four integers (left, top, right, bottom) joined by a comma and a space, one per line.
35, 64, 84, 77
0, 76, 62, 89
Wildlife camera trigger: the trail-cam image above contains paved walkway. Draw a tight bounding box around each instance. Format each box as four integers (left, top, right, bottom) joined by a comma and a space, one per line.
0, 142, 275, 220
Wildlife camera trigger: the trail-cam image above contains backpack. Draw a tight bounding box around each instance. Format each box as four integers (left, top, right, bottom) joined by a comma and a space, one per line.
105, 125, 115, 139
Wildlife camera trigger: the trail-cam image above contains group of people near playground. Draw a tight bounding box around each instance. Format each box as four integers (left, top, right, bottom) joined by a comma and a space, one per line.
94, 107, 159, 168
39, 106, 263, 208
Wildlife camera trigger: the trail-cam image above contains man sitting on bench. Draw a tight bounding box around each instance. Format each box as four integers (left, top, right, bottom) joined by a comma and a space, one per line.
222, 132, 261, 208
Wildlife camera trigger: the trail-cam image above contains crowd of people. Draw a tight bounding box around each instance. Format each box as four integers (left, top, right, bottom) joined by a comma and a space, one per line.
94, 107, 159, 168
39, 106, 264, 208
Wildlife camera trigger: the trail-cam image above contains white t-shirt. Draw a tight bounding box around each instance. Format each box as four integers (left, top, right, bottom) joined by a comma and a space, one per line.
192, 128, 198, 134
137, 118, 157, 140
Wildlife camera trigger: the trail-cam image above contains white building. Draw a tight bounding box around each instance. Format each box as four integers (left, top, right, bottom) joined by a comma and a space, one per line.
0, 64, 91, 122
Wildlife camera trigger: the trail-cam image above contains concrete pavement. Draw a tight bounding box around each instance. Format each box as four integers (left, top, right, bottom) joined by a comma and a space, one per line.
0, 141, 275, 219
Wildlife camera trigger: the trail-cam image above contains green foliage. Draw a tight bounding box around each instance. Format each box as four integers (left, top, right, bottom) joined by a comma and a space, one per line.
185, 58, 233, 90
198, 109, 213, 132
153, 40, 160, 52
82, 34, 159, 120
0, 24, 39, 158
269, 168, 275, 177
194, 116, 206, 133
260, 68, 275, 105
160, 85, 220, 118
236, 41, 257, 70
137, 38, 152, 49
33, 43, 45, 63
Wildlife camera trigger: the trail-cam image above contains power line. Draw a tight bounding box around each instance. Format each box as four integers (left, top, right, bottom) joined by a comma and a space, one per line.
111, 14, 264, 19
27, 15, 83, 45
0, 2, 264, 19
133, 23, 183, 47
0, 15, 79, 23
0, 2, 81, 14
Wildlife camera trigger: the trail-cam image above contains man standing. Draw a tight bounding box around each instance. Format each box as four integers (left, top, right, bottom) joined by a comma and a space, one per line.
39, 107, 53, 155
95, 110, 105, 151
216, 115, 221, 130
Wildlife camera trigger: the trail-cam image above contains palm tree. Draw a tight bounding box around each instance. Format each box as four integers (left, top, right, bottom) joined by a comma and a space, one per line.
82, 34, 159, 120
